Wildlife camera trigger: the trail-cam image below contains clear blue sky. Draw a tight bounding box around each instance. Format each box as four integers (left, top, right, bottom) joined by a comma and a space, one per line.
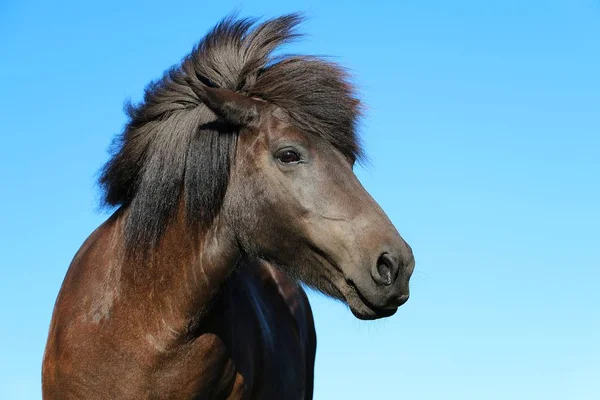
1, 1, 599, 398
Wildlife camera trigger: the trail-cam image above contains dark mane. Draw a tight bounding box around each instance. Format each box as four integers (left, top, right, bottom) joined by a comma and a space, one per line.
99, 14, 362, 254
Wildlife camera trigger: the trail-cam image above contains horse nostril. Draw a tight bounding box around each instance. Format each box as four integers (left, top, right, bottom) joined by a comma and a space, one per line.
373, 253, 397, 286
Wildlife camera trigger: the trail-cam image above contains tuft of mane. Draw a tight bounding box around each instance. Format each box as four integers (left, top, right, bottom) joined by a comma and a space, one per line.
98, 13, 362, 256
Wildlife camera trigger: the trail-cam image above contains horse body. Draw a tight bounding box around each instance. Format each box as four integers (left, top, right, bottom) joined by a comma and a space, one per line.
43, 14, 414, 399
43, 210, 315, 399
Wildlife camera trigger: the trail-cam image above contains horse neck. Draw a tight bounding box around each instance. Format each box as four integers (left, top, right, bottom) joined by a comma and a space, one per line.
118, 207, 241, 338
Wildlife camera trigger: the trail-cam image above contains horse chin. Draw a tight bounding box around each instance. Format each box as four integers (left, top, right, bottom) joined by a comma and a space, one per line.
347, 298, 398, 320
344, 283, 399, 320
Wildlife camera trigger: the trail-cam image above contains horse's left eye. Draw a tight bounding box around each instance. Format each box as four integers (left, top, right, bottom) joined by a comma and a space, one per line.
276, 150, 301, 164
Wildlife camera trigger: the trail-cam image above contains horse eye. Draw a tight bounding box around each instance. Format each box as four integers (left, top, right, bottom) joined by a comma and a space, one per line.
276, 150, 301, 164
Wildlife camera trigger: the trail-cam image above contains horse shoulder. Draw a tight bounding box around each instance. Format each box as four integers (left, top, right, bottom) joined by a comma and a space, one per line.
42, 212, 123, 398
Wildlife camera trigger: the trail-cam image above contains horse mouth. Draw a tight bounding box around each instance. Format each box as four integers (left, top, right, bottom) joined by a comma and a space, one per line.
344, 280, 398, 320
307, 247, 401, 320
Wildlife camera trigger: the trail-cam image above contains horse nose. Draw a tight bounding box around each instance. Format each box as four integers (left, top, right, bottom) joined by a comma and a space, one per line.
371, 246, 415, 287
371, 253, 399, 286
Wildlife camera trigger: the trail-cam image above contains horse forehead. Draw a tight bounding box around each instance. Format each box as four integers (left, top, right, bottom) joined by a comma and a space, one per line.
271, 107, 290, 123
261, 113, 308, 144
238, 113, 304, 154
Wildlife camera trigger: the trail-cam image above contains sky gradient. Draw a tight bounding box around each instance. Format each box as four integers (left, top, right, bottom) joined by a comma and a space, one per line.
1, 1, 599, 398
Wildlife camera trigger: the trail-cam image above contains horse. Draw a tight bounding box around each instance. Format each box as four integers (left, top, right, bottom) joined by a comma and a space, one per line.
42, 14, 415, 399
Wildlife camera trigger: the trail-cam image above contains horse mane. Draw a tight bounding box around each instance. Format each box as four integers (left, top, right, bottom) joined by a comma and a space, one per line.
99, 13, 362, 255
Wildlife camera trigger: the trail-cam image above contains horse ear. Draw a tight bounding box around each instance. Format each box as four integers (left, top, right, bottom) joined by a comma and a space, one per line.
188, 80, 264, 127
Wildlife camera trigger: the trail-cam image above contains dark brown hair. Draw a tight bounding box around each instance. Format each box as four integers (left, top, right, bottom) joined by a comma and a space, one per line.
99, 14, 362, 253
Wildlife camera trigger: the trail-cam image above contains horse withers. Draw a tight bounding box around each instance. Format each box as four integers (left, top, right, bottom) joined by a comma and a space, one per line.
42, 14, 415, 399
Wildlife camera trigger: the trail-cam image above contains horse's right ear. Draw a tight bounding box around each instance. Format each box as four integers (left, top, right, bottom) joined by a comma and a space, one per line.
187, 77, 264, 127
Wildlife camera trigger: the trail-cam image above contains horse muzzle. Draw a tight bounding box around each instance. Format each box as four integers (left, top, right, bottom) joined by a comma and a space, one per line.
344, 249, 415, 320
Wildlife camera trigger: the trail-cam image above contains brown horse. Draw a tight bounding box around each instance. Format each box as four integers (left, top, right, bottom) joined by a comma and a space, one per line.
42, 14, 415, 399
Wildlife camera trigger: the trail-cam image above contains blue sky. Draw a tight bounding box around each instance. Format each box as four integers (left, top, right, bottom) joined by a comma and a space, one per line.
1, 1, 599, 398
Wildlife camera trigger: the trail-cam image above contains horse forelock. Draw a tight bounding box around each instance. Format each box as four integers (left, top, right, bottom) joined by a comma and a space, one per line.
98, 13, 363, 256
